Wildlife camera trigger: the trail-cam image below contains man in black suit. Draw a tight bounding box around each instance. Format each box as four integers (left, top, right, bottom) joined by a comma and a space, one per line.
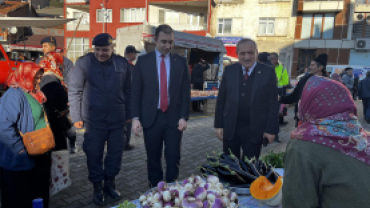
131, 25, 190, 187
191, 59, 209, 111
214, 39, 278, 159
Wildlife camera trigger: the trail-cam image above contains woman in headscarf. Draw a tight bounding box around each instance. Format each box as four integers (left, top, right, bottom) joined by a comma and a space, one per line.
283, 76, 370, 208
0, 63, 51, 208
331, 72, 343, 83
39, 52, 74, 152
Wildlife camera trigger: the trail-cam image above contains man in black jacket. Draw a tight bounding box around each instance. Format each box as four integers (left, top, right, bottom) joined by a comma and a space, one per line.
279, 53, 327, 127
123, 45, 140, 151
358, 71, 370, 122
131, 25, 190, 187
191, 59, 209, 111
214, 39, 278, 159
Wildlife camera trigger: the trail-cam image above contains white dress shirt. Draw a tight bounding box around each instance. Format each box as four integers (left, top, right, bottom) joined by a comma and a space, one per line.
155, 48, 171, 108
242, 62, 257, 76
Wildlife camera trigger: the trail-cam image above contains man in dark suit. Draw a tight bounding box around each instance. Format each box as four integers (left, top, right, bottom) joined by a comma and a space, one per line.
214, 39, 278, 159
191, 59, 209, 111
131, 25, 190, 187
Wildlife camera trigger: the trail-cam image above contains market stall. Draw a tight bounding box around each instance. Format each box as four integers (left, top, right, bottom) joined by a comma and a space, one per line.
191, 90, 219, 116
114, 151, 285, 208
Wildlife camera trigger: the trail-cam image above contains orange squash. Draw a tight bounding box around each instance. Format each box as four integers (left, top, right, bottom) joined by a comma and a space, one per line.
250, 176, 283, 207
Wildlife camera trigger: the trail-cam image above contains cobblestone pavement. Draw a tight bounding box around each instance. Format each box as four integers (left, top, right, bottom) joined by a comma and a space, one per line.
50, 101, 369, 208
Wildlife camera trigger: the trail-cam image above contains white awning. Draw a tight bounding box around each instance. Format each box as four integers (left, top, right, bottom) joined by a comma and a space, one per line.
0, 17, 75, 28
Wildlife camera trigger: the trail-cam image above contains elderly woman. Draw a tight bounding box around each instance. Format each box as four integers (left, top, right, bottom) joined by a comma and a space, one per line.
0, 63, 51, 208
283, 76, 370, 207
331, 72, 343, 83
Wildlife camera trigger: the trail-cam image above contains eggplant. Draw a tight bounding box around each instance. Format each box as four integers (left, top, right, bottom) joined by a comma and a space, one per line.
239, 158, 251, 173
229, 183, 251, 188
249, 162, 262, 177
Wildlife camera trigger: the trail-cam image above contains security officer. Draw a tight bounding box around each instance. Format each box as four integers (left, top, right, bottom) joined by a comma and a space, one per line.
68, 33, 131, 206
36, 36, 78, 153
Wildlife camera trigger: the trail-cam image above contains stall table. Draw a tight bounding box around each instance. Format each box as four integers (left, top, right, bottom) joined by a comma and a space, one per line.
191, 96, 217, 116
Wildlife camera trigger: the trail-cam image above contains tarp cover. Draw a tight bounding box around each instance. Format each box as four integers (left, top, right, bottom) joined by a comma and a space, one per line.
117, 24, 227, 53
0, 17, 75, 28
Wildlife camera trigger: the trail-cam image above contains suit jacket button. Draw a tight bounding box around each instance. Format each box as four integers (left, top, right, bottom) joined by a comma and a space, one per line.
241, 93, 245, 96
243, 83, 246, 86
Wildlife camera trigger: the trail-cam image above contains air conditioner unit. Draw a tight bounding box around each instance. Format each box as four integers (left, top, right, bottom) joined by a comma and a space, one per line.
355, 38, 370, 51
353, 13, 365, 24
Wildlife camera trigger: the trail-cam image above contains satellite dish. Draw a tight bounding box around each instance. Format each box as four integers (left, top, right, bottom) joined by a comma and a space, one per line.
9, 27, 18, 34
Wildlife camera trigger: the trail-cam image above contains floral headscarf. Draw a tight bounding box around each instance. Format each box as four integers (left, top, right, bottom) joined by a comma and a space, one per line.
291, 76, 370, 166
38, 51, 64, 84
6, 62, 47, 104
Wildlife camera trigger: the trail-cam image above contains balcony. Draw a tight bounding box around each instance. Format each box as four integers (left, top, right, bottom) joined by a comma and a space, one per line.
65, 0, 89, 4
355, 0, 370, 12
299, 0, 343, 13
67, 23, 90, 31
151, 23, 207, 31
215, 0, 244, 4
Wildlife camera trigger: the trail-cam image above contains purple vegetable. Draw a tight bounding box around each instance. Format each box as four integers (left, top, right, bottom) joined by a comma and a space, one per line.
164, 202, 175, 207
158, 181, 168, 192
207, 190, 220, 198
143, 205, 150, 208
180, 190, 192, 202
207, 176, 219, 184
194, 187, 207, 201
203, 201, 210, 208
183, 179, 190, 186
229, 192, 237, 202
204, 183, 212, 190
194, 176, 202, 184
171, 189, 179, 199
163, 190, 172, 202
210, 198, 224, 208
182, 197, 203, 208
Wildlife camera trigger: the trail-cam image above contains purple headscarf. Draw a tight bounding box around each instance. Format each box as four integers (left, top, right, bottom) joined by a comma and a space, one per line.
291, 76, 370, 166
331, 73, 343, 83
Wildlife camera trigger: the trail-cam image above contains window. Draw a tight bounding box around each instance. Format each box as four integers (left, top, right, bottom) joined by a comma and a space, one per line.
159, 10, 165, 24
165, 11, 180, 24
187, 14, 199, 26
218, 19, 232, 34
300, 13, 335, 39
66, 38, 90, 63
73, 12, 89, 24
120, 8, 145, 22
356, 0, 367, 4
97, 9, 112, 23
258, 18, 275, 35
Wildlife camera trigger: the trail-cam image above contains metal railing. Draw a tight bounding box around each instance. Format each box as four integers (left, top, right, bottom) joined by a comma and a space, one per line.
67, 23, 90, 31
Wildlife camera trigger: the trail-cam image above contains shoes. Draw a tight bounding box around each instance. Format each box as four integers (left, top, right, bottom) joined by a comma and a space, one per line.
93, 182, 106, 206
104, 178, 121, 200
123, 144, 135, 151
274, 135, 281, 143
279, 120, 288, 126
69, 140, 78, 153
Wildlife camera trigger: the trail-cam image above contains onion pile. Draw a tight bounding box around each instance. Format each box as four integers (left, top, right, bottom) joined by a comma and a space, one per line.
139, 175, 238, 208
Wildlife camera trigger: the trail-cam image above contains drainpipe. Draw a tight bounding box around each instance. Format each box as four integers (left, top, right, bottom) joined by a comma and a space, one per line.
28, 0, 32, 17
347, 0, 354, 40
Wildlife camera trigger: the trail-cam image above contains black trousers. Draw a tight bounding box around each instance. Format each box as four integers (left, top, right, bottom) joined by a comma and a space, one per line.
0, 153, 51, 208
223, 123, 263, 160
143, 111, 182, 187
83, 125, 125, 183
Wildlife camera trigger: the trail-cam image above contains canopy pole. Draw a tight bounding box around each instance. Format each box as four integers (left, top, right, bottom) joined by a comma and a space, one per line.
65, 15, 84, 56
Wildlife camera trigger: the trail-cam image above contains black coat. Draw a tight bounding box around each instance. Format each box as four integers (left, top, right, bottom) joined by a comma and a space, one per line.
214, 63, 279, 142
191, 63, 209, 84
40, 75, 69, 151
131, 52, 191, 128
359, 77, 370, 98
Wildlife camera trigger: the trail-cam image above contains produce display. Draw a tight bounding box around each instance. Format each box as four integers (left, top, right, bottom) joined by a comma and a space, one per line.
250, 176, 283, 207
191, 90, 218, 98
139, 175, 238, 208
261, 151, 285, 168
200, 151, 281, 188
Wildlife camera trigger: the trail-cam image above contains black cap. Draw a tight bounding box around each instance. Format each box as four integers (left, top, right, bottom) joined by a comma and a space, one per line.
258, 52, 273, 66
40, 36, 56, 45
92, 33, 113, 46
314, 53, 328, 66
125, 45, 140, 54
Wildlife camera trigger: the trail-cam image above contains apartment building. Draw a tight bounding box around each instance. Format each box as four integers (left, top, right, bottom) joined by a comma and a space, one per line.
210, 0, 296, 75
64, 0, 211, 62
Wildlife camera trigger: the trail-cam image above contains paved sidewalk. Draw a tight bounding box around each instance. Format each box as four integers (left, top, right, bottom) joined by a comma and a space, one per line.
50, 101, 369, 208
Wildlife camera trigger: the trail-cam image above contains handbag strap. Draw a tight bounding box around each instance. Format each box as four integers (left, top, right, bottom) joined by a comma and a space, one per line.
19, 108, 50, 137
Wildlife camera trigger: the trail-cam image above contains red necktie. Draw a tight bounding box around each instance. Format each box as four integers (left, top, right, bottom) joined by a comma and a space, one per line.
244, 69, 249, 81
160, 54, 168, 112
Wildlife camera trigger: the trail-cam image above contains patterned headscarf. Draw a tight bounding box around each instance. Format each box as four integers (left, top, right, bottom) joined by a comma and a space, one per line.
6, 62, 47, 104
331, 73, 343, 83
38, 51, 64, 84
291, 76, 370, 166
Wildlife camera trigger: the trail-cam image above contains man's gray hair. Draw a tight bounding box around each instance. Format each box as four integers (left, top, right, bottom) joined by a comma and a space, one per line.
236, 38, 258, 53
271, 52, 279, 59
